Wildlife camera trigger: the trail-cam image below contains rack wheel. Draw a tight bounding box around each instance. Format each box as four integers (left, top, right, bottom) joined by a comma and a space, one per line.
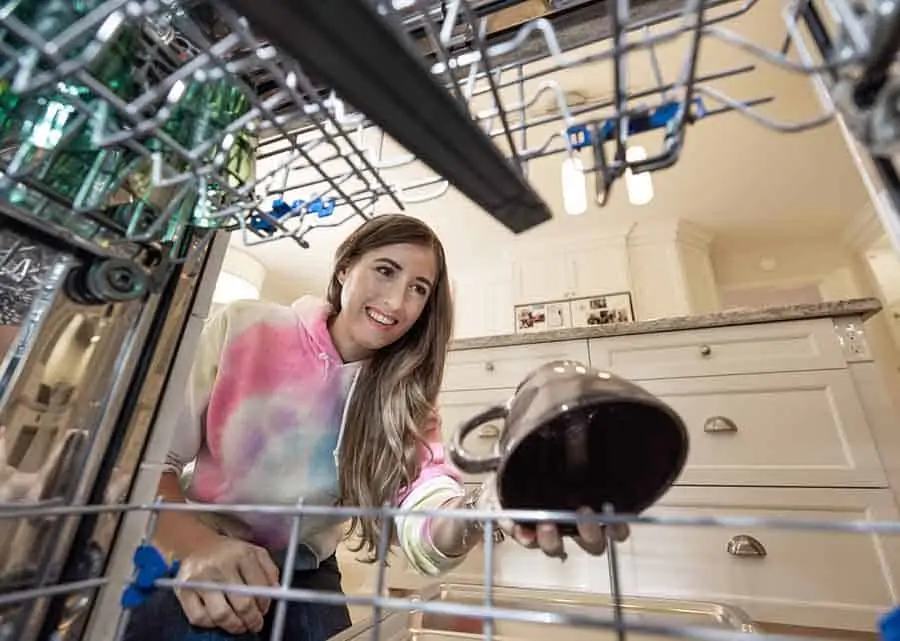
69, 259, 149, 304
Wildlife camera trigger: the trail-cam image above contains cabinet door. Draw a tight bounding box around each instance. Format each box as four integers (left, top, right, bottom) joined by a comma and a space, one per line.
437, 388, 514, 483
630, 486, 900, 631
640, 370, 886, 487
452, 268, 514, 339
568, 246, 631, 300
512, 256, 571, 303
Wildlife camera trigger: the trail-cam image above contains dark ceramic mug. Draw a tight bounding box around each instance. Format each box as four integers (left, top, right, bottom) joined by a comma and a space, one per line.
448, 360, 689, 535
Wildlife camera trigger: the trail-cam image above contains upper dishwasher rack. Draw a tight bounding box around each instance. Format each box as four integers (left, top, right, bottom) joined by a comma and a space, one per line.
0, 0, 898, 265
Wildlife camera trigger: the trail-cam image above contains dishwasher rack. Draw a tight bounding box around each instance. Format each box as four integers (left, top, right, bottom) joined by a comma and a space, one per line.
0, 1, 899, 641
2, 0, 899, 261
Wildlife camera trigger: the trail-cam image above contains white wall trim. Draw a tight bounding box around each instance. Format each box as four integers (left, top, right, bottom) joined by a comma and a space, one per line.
718, 275, 826, 293
843, 199, 886, 252
627, 218, 714, 249
511, 222, 634, 258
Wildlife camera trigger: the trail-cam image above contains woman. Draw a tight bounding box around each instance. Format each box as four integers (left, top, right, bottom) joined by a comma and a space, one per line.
124, 214, 626, 641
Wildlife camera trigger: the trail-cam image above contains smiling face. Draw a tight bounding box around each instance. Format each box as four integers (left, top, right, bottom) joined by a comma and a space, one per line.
329, 242, 438, 362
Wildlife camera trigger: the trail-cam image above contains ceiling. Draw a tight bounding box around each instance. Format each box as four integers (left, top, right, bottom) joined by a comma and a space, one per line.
229, 0, 874, 295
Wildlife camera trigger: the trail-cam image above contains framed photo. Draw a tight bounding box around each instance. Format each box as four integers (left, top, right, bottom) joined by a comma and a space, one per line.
514, 303, 548, 334
570, 291, 634, 328
545, 301, 571, 329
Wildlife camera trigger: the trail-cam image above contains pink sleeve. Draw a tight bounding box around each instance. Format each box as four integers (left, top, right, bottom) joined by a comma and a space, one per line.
395, 407, 462, 506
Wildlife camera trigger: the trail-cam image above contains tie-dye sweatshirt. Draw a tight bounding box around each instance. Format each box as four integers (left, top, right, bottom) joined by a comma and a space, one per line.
164, 295, 466, 576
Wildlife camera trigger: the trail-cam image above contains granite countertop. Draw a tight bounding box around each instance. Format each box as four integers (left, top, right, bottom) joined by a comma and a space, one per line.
449, 297, 883, 351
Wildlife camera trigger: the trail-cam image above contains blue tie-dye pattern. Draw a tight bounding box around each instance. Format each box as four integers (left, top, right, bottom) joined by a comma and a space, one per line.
308, 431, 339, 487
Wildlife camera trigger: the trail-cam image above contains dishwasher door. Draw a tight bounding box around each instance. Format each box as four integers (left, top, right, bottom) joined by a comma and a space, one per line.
331, 582, 756, 641
0, 215, 225, 641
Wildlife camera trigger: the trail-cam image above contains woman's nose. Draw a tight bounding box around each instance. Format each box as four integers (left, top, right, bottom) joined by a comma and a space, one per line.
381, 282, 405, 311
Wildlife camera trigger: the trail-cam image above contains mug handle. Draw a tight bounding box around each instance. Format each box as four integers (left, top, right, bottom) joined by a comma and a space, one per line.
448, 405, 507, 474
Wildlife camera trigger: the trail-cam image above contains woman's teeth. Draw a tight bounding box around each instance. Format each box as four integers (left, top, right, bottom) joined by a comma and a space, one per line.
366, 308, 397, 326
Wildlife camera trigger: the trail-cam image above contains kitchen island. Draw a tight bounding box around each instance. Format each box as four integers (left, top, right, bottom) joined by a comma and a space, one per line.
344, 298, 900, 632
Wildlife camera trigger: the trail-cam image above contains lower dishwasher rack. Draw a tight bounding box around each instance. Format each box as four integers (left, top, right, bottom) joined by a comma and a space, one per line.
334, 581, 757, 641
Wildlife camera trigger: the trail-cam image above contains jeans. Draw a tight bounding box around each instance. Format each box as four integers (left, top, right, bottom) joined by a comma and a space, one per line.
121, 554, 351, 641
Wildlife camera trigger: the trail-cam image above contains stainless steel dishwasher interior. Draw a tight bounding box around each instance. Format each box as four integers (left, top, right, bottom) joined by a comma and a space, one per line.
332, 582, 757, 641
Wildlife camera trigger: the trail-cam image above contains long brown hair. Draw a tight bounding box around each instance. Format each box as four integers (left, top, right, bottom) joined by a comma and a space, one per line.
328, 214, 453, 560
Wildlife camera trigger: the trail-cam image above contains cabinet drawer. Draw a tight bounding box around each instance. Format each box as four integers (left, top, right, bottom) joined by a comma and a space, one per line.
589, 319, 847, 380
443, 341, 589, 391
639, 370, 886, 487
437, 389, 513, 483
629, 486, 900, 631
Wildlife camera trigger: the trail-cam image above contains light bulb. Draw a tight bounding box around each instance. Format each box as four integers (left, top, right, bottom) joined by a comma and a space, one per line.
561, 156, 587, 216
625, 145, 654, 206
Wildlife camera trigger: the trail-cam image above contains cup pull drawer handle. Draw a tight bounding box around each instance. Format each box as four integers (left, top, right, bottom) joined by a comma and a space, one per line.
727, 535, 767, 558
704, 416, 738, 434
478, 423, 501, 439
485, 362, 495, 373
699, 344, 712, 357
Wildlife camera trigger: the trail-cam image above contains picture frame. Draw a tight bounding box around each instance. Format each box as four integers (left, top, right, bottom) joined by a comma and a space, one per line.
570, 291, 635, 328
514, 291, 634, 334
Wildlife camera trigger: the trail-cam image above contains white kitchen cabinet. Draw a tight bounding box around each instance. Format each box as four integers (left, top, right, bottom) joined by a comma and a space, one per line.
641, 370, 886, 487
512, 239, 631, 305
630, 486, 900, 632
567, 245, 631, 300
437, 388, 514, 484
433, 306, 900, 632
588, 318, 846, 379
451, 267, 514, 339
512, 254, 572, 303
443, 340, 589, 391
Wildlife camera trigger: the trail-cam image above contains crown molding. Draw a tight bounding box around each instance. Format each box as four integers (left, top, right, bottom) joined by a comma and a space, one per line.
842, 197, 888, 252
627, 218, 714, 249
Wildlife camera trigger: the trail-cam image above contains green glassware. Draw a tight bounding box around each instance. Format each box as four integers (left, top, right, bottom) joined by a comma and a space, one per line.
194, 129, 256, 229
158, 76, 253, 230
0, 1, 140, 216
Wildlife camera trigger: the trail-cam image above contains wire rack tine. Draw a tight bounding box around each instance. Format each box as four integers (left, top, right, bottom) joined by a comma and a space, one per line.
6, 499, 900, 537
287, 66, 403, 212
604, 503, 626, 641
482, 515, 496, 641
370, 506, 392, 641
420, 5, 468, 108
611, 0, 628, 167
695, 84, 834, 132
269, 499, 305, 641
206, 7, 390, 213
461, 0, 755, 99
110, 499, 163, 641
464, 4, 523, 168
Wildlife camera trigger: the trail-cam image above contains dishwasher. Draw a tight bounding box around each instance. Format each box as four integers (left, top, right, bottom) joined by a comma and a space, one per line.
0, 1, 898, 640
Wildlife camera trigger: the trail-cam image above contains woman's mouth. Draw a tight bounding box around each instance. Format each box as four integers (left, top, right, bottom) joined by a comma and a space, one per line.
365, 307, 398, 327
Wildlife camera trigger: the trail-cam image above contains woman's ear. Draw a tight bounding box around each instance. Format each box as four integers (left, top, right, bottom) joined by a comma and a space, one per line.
337, 269, 346, 286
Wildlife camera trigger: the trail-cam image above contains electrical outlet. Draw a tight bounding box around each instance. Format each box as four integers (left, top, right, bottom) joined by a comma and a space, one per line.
835, 321, 871, 361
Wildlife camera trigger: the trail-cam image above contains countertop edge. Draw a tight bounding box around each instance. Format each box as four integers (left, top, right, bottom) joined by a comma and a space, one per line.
449, 298, 883, 351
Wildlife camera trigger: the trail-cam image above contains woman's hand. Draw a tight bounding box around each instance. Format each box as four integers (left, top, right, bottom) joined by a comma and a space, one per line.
478, 475, 630, 560
504, 509, 630, 560
174, 535, 280, 635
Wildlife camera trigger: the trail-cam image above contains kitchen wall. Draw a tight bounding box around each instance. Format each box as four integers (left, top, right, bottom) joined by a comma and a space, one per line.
256, 220, 874, 339
713, 238, 865, 308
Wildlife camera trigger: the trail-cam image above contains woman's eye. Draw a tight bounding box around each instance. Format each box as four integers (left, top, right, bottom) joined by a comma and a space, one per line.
375, 265, 393, 277
412, 284, 429, 296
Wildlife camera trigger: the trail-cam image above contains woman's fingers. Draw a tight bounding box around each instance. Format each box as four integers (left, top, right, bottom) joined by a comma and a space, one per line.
609, 523, 630, 542
197, 590, 247, 635
177, 590, 212, 629
511, 524, 539, 548
573, 514, 608, 556
222, 569, 265, 633
535, 523, 567, 560
238, 554, 276, 616
253, 547, 281, 587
